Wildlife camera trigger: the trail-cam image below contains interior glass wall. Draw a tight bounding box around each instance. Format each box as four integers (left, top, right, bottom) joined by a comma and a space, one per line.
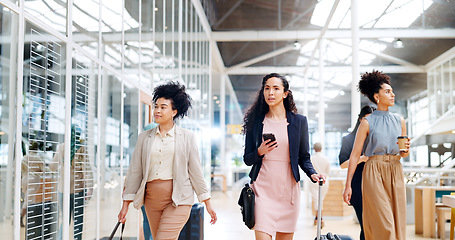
73, 1, 99, 57
70, 51, 97, 240
24, 0, 67, 35
0, 0, 211, 239
407, 91, 429, 165
428, 58, 455, 120
22, 21, 66, 240
0, 6, 18, 240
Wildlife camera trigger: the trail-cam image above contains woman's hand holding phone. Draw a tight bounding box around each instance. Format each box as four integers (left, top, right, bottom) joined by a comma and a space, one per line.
257, 133, 278, 156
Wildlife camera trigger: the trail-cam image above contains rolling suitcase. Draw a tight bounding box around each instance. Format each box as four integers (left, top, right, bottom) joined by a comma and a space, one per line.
315, 179, 354, 240
178, 203, 204, 240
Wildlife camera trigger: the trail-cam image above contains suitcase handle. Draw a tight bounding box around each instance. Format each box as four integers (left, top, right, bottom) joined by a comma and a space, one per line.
317, 178, 324, 240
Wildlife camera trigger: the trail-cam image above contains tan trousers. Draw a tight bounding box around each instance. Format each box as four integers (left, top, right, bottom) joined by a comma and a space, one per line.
143, 180, 192, 240
363, 155, 406, 240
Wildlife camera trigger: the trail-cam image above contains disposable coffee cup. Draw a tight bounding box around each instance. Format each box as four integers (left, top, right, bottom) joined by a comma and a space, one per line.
397, 136, 407, 151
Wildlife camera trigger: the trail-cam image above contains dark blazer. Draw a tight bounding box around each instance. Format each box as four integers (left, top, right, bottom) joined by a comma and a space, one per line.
339, 132, 364, 206
243, 111, 317, 183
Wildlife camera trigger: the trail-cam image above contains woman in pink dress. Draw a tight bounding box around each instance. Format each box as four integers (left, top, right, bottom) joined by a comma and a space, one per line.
243, 73, 326, 240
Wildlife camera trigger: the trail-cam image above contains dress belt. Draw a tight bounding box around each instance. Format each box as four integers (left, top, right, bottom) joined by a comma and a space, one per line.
369, 154, 401, 162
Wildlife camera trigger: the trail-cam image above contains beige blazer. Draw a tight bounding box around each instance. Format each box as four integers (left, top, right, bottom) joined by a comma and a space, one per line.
123, 125, 210, 209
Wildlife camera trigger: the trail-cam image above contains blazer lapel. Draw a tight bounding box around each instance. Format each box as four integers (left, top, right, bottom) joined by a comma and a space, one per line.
287, 112, 298, 161
173, 125, 185, 178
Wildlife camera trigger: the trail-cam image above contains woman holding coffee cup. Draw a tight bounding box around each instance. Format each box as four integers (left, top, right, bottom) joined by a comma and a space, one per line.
343, 70, 410, 240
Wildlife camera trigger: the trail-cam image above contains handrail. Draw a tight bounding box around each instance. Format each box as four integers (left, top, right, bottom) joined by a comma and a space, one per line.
403, 168, 455, 173
410, 105, 455, 145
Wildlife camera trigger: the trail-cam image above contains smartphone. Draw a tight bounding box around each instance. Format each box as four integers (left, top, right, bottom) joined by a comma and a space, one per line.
262, 133, 276, 143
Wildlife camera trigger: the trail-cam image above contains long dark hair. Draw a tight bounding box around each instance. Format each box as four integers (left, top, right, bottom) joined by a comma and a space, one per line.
242, 73, 297, 134
352, 105, 375, 133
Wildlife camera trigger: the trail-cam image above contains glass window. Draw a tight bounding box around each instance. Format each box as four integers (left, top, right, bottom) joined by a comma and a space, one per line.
0, 6, 18, 239
101, 0, 123, 69
71, 51, 98, 240
22, 20, 66, 240
24, 0, 67, 34
73, 0, 99, 57
124, 0, 143, 87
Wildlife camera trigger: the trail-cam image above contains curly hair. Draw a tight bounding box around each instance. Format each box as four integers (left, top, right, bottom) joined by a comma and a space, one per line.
152, 81, 192, 120
358, 70, 391, 103
242, 73, 297, 134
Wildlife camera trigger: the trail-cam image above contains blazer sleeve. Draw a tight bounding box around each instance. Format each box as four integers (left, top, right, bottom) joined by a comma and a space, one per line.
123, 131, 146, 201
187, 132, 210, 202
243, 127, 263, 166
298, 116, 317, 181
338, 135, 352, 165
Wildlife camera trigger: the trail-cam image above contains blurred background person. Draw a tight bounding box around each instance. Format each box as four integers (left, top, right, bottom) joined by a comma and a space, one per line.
338, 105, 375, 240
51, 124, 94, 240
309, 142, 330, 227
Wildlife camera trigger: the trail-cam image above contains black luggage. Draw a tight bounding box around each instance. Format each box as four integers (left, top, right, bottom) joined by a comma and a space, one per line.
315, 179, 355, 240
178, 203, 204, 240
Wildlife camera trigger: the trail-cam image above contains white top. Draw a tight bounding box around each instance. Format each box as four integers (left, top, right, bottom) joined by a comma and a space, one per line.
310, 152, 330, 176
147, 125, 175, 181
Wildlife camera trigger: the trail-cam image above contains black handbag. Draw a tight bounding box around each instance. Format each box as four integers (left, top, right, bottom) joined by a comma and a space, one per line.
238, 183, 255, 229
107, 222, 125, 240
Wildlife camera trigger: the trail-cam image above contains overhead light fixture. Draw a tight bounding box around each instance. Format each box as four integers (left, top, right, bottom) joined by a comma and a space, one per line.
393, 39, 404, 48
293, 41, 302, 50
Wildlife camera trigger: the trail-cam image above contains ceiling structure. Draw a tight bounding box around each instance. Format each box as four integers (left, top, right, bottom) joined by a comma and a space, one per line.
201, 0, 455, 131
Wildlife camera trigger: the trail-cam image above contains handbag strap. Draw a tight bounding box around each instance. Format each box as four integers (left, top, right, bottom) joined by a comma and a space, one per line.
108, 222, 125, 240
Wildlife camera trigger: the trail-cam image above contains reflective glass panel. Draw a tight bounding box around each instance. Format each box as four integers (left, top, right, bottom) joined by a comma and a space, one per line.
124, 0, 143, 87
0, 6, 18, 239
24, 0, 67, 34
73, 0, 99, 57
101, 0, 123, 69
71, 51, 98, 240
23, 20, 66, 240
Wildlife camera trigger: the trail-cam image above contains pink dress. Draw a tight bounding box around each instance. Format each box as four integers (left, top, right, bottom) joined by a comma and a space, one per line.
252, 116, 301, 236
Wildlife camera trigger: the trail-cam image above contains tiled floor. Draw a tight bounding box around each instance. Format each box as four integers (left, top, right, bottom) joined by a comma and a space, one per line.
204, 189, 436, 240
0, 188, 442, 239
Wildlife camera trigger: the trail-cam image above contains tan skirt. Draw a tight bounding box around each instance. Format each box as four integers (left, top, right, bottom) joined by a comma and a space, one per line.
362, 155, 406, 240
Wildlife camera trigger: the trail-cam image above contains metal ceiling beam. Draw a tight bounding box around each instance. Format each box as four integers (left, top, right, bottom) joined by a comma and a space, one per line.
191, 0, 244, 121
226, 65, 426, 75
214, 0, 245, 28
17, 29, 454, 43
331, 40, 425, 71
284, 1, 317, 29
301, 0, 340, 78
226, 43, 299, 73
190, 0, 212, 39
211, 29, 455, 41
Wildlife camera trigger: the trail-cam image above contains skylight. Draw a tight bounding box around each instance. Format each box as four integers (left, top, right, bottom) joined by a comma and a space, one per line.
311, 0, 433, 29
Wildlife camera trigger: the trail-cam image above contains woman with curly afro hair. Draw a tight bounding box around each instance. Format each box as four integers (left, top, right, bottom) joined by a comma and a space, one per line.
118, 82, 217, 240
243, 73, 326, 240
343, 70, 410, 240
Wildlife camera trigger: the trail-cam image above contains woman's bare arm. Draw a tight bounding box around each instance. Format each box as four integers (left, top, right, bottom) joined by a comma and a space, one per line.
343, 119, 369, 204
